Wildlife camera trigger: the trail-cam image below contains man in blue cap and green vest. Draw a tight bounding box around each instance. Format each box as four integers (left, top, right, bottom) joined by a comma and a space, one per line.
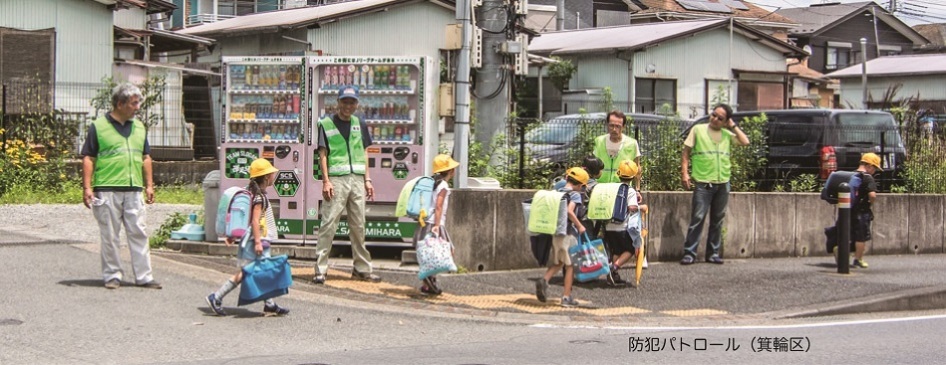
81, 83, 161, 290
680, 103, 749, 265
312, 85, 380, 284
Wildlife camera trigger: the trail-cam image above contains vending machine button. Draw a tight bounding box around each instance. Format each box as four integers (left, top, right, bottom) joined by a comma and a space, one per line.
393, 147, 409, 160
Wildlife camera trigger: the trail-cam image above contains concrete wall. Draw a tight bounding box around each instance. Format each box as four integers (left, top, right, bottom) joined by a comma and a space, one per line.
446, 190, 946, 271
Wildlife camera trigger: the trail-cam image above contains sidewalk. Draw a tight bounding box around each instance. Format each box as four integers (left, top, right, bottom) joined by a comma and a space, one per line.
160, 240, 946, 320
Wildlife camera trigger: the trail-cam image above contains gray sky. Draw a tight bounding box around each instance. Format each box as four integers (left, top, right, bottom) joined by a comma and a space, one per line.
746, 0, 946, 25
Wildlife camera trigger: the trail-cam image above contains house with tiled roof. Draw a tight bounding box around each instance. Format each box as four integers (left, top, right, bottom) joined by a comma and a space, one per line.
775, 1, 928, 76
914, 23, 946, 54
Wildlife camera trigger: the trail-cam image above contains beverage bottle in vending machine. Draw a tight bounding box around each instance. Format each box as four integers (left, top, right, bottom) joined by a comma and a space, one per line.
394, 125, 403, 141
244, 65, 253, 88
353, 67, 361, 89
360, 65, 368, 87
292, 94, 300, 117
367, 65, 375, 89
322, 66, 330, 89
377, 66, 386, 89
279, 66, 287, 89
389, 65, 397, 90
251, 65, 260, 88
330, 66, 338, 88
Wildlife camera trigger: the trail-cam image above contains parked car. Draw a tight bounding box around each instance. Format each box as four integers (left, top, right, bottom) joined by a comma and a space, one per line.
685, 109, 906, 190
525, 112, 686, 177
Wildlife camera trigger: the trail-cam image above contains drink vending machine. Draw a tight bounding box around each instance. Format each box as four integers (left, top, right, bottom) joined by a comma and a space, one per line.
219, 56, 434, 245
304, 56, 430, 244
219, 56, 308, 240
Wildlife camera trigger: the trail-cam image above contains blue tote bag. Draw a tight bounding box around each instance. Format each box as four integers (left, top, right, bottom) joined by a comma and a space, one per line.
238, 255, 293, 306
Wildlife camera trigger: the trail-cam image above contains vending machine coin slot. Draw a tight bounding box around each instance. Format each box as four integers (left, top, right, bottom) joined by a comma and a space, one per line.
393, 147, 409, 161
275, 145, 291, 159
411, 152, 418, 164
292, 150, 299, 162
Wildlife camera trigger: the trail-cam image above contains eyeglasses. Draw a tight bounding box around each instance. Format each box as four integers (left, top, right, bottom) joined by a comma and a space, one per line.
711, 112, 726, 120
607, 124, 623, 129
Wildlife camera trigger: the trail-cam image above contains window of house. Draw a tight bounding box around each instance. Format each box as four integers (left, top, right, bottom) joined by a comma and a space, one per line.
0, 27, 55, 114
825, 42, 852, 70
218, 0, 256, 16
635, 78, 676, 114
525, 5, 557, 32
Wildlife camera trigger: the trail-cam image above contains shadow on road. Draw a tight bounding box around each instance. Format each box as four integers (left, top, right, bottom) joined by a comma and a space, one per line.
57, 279, 105, 288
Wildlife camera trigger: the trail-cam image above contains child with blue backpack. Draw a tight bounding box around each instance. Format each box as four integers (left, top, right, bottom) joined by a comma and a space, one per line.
205, 158, 290, 316
604, 160, 646, 286
535, 167, 588, 308
412, 154, 460, 295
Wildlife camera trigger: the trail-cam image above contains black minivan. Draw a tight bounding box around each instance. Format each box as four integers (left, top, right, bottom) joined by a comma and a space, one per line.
688, 109, 906, 190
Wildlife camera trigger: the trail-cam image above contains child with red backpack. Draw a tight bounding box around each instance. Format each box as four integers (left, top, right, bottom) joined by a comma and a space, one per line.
205, 158, 290, 316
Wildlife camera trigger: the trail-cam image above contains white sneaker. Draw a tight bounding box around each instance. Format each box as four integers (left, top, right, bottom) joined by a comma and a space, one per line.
631, 256, 649, 269
642, 257, 649, 269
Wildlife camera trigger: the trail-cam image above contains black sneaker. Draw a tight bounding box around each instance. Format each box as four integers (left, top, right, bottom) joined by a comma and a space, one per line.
206, 294, 227, 316
351, 270, 382, 283
422, 277, 442, 295
263, 303, 289, 316
535, 278, 549, 302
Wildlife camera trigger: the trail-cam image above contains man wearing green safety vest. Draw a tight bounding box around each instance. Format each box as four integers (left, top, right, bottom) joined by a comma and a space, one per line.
680, 103, 750, 265
312, 85, 380, 284
594, 110, 641, 187
81, 83, 161, 290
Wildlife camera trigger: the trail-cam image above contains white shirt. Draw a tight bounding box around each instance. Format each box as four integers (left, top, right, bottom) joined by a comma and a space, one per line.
425, 180, 451, 226
605, 134, 642, 158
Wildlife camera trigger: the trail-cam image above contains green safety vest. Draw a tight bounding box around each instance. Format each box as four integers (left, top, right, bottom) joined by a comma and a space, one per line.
690, 124, 732, 183
319, 116, 366, 176
91, 116, 146, 188
594, 134, 639, 183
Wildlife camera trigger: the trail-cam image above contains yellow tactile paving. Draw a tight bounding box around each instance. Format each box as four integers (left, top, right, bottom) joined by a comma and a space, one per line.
660, 309, 730, 317
292, 266, 656, 316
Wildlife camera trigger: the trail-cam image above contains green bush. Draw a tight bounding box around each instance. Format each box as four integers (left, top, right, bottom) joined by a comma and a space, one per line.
641, 116, 685, 191
729, 113, 768, 192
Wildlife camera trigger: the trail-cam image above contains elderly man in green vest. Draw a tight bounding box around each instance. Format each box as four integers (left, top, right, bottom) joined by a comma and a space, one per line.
594, 110, 641, 186
81, 83, 160, 290
680, 103, 750, 265
312, 85, 380, 284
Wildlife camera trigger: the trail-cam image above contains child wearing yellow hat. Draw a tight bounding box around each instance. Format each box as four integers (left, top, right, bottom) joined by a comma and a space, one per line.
205, 158, 289, 317
603, 160, 646, 286
416, 154, 460, 295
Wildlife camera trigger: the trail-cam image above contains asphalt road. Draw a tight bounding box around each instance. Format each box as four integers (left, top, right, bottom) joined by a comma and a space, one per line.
3, 235, 946, 364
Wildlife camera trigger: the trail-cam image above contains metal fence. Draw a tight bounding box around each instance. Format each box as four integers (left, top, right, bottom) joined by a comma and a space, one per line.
1, 80, 204, 155
491, 114, 946, 193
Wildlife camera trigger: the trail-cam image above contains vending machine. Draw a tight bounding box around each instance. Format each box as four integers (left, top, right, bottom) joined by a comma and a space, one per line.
219, 56, 308, 241
304, 56, 432, 243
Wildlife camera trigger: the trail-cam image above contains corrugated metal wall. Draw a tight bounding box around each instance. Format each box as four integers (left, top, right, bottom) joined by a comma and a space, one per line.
0, 0, 112, 85
307, 2, 454, 59
1, 0, 112, 116
115, 8, 147, 30
838, 75, 946, 107
570, 54, 628, 100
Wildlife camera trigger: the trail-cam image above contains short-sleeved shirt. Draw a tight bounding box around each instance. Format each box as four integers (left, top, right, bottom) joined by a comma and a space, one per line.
683, 124, 733, 148
425, 180, 451, 226
557, 186, 583, 237
855, 172, 877, 213
605, 134, 641, 159
81, 113, 152, 158
316, 114, 374, 153
252, 192, 279, 242
80, 113, 152, 192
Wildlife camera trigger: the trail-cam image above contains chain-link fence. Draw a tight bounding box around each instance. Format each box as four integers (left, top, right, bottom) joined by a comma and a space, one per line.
1, 80, 212, 158
491, 112, 946, 193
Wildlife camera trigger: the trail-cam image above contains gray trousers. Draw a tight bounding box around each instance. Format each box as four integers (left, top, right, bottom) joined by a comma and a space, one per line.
315, 173, 372, 275
91, 190, 153, 284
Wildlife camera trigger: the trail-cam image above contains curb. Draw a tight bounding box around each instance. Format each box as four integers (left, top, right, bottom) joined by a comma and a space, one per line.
770, 285, 946, 319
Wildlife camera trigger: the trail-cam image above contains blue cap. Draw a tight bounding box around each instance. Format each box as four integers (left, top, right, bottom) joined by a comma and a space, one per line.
338, 85, 359, 101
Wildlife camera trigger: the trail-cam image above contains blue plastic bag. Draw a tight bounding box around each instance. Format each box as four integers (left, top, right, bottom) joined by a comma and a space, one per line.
568, 233, 610, 283
238, 255, 293, 306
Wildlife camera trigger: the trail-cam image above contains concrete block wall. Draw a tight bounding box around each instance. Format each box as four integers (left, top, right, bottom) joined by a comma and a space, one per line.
446, 190, 946, 271
66, 160, 217, 185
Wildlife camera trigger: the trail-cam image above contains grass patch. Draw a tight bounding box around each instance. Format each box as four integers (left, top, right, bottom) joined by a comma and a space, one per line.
0, 181, 204, 205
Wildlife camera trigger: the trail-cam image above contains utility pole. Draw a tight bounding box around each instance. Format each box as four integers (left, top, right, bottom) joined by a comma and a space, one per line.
557, 0, 564, 31
473, 0, 510, 150
454, 0, 473, 188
